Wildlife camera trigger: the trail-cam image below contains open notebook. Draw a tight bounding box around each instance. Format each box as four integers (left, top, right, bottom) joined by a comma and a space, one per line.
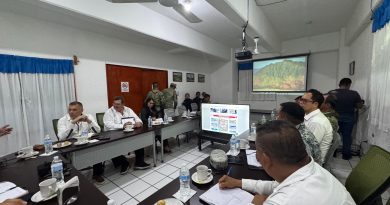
0, 182, 28, 203
199, 183, 253, 205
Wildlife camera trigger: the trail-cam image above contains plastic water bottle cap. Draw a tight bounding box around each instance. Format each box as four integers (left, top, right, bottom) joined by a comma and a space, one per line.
53, 156, 59, 160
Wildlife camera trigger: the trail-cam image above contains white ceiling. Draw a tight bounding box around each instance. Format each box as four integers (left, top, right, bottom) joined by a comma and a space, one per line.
141, 0, 243, 48
0, 0, 227, 61
257, 0, 358, 40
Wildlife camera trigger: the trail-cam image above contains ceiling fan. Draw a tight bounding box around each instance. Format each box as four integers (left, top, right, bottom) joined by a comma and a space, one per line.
106, 0, 202, 23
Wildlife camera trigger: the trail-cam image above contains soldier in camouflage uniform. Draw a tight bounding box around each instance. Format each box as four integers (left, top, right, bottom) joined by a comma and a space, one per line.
321, 94, 339, 132
162, 83, 177, 109
277, 102, 323, 164
146, 82, 164, 111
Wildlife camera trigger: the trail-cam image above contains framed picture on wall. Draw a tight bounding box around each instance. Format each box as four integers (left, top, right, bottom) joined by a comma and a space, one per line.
198, 74, 205, 83
349, 61, 355, 76
173, 72, 182, 82
186, 73, 195, 82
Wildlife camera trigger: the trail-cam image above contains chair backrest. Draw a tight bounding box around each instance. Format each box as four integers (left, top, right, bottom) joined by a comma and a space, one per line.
52, 119, 60, 141
96, 113, 105, 131
345, 145, 390, 205
324, 132, 341, 169
190, 103, 198, 111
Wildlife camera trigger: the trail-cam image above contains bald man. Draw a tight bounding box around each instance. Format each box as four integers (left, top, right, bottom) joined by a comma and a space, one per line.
219, 121, 355, 205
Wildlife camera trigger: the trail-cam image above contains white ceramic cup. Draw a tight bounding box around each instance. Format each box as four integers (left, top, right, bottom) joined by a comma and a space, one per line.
39, 178, 57, 198
18, 146, 33, 156
125, 124, 134, 131
196, 165, 212, 182
240, 139, 249, 149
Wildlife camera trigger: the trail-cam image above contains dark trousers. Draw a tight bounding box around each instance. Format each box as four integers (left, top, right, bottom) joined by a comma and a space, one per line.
156, 135, 169, 147
111, 150, 145, 166
111, 155, 129, 168
135, 149, 145, 164
338, 120, 355, 159
93, 163, 104, 177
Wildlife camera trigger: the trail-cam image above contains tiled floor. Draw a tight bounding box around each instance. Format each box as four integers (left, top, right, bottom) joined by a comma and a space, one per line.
86, 136, 213, 205
83, 137, 390, 205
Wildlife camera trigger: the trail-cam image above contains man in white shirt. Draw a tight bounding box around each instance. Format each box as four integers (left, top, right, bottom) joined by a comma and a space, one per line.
103, 96, 151, 170
299, 89, 333, 163
219, 121, 355, 205
57, 101, 105, 184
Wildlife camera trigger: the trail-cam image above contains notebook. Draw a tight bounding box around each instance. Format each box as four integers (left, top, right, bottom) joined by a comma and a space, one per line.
0, 186, 28, 203
199, 183, 253, 205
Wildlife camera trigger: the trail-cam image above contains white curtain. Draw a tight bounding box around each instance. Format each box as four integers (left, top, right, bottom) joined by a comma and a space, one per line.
0, 54, 75, 156
369, 22, 390, 152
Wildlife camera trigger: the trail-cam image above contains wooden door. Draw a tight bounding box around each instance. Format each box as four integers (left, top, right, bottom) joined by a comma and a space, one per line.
141, 69, 169, 100
106, 64, 168, 115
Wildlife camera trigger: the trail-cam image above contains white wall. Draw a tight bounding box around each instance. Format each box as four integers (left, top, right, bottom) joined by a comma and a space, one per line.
0, 10, 212, 117
348, 25, 373, 100
307, 51, 339, 93
210, 59, 235, 104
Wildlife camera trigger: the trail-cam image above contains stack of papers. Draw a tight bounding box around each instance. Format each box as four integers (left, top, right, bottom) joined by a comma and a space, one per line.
0, 182, 28, 203
246, 150, 261, 167
199, 184, 253, 205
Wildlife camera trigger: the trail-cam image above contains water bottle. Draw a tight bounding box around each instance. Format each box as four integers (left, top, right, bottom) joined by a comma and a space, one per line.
250, 123, 257, 137
260, 115, 267, 125
51, 156, 64, 183
81, 129, 89, 143
234, 133, 240, 153
179, 164, 190, 197
164, 113, 168, 124
270, 109, 276, 121
148, 116, 152, 128
44, 134, 53, 154
229, 134, 238, 155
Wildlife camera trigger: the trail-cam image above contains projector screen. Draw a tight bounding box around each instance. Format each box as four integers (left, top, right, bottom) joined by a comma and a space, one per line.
252, 55, 308, 92
201, 103, 250, 136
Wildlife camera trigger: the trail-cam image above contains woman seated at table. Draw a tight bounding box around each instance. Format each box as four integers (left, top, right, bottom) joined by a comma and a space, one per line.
182, 93, 193, 112
141, 98, 171, 153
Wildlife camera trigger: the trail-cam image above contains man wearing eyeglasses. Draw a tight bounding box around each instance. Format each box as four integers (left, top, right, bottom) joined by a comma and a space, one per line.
299, 89, 333, 164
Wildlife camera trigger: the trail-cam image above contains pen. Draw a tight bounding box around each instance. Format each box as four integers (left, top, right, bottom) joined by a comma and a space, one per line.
227, 167, 232, 176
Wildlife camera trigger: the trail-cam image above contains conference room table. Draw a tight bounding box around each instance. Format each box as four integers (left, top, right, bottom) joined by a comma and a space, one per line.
59, 126, 156, 170
0, 153, 108, 205
58, 116, 199, 169
138, 144, 273, 205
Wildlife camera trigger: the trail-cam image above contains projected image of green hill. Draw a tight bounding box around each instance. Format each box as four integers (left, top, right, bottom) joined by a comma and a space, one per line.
253, 60, 305, 91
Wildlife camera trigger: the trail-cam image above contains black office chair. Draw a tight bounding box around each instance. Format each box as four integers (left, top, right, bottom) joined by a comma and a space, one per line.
52, 119, 60, 141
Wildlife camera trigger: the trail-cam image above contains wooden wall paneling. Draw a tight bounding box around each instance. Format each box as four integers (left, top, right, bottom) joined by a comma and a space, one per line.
106, 65, 168, 115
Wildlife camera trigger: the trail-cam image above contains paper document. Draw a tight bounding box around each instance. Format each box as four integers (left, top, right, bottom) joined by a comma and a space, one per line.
199, 183, 253, 205
0, 187, 28, 203
246, 150, 261, 167
173, 189, 197, 203
0, 182, 16, 194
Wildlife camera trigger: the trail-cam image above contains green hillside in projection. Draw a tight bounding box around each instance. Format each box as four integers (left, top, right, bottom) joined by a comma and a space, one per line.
253, 60, 305, 91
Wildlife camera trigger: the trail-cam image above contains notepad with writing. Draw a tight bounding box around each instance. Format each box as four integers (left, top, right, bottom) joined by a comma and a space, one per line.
199, 183, 253, 205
